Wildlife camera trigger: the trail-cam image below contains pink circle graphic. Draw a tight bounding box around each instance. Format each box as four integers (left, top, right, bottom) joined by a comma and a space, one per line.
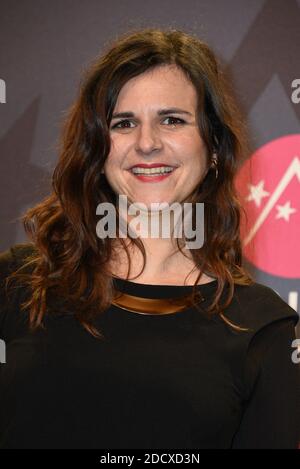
235, 134, 300, 278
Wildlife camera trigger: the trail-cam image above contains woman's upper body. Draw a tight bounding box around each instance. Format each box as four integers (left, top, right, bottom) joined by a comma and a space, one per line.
0, 243, 299, 449
1, 28, 299, 450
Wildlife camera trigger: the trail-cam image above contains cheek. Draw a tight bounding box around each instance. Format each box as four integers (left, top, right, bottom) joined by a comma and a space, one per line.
171, 132, 205, 154
107, 137, 130, 168
105, 150, 121, 172
182, 146, 208, 183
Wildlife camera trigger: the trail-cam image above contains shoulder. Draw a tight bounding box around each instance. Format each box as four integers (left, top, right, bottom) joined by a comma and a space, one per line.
224, 281, 299, 333
0, 243, 38, 340
0, 242, 37, 277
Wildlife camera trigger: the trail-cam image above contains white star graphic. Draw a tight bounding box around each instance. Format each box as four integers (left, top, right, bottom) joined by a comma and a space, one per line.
246, 180, 270, 207
275, 201, 297, 222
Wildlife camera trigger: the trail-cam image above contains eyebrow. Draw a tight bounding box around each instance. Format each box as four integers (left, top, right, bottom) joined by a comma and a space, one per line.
111, 108, 193, 120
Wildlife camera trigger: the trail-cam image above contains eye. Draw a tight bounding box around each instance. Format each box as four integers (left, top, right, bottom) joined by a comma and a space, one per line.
111, 120, 135, 129
163, 116, 186, 126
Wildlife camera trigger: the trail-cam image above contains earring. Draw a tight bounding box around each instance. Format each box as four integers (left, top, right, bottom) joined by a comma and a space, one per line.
211, 154, 218, 179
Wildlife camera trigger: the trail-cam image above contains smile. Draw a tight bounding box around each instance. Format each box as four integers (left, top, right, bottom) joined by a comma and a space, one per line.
128, 167, 177, 182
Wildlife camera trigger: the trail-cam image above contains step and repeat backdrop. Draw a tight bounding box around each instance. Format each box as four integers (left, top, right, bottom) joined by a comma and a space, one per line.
0, 0, 299, 333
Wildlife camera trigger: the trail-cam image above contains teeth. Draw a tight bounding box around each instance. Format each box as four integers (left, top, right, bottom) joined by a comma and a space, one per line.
131, 166, 174, 175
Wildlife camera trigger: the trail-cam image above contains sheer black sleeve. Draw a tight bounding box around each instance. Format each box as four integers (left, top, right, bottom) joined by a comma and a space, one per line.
232, 317, 300, 449
0, 243, 35, 342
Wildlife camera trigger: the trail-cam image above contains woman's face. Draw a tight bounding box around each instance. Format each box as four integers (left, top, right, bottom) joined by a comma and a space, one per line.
104, 64, 209, 208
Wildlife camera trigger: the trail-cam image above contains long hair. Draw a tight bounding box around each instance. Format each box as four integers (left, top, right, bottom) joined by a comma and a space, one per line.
7, 28, 254, 338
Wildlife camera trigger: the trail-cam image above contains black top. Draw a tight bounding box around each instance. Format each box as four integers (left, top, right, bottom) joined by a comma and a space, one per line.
0, 243, 299, 449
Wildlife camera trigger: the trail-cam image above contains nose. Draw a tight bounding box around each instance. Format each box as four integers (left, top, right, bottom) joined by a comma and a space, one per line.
134, 122, 163, 155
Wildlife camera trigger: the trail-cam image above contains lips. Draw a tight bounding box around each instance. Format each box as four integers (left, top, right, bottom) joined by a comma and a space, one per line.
128, 165, 178, 183
130, 163, 178, 169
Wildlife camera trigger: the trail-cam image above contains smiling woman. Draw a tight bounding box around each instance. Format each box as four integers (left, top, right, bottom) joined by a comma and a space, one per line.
104, 65, 209, 206
0, 28, 299, 449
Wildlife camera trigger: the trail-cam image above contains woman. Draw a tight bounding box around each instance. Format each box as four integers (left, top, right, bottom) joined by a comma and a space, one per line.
0, 28, 299, 449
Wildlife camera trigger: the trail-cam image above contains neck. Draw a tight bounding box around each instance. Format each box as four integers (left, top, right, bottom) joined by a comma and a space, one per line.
115, 204, 187, 273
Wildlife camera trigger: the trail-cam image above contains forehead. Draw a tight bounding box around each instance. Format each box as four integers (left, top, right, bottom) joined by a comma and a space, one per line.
114, 65, 197, 111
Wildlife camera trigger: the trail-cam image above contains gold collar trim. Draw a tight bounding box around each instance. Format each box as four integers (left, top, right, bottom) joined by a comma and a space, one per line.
111, 290, 205, 315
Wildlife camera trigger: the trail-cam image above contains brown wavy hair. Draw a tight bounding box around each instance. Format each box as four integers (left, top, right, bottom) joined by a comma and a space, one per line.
7, 28, 254, 338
